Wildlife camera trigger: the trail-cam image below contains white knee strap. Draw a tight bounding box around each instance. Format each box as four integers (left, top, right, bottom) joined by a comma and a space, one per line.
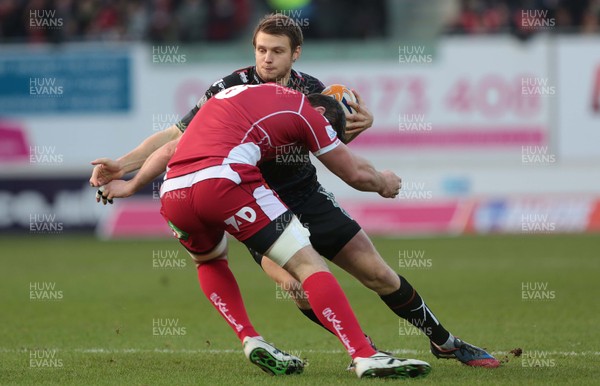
189, 234, 227, 265
266, 216, 311, 267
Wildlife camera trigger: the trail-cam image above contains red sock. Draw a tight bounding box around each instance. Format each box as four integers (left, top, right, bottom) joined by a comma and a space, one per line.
302, 271, 377, 359
197, 259, 259, 342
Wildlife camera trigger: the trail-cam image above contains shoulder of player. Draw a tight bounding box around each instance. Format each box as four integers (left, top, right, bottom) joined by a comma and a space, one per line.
202, 67, 254, 99
291, 69, 325, 93
226, 65, 268, 85
217, 66, 254, 87
182, 66, 254, 126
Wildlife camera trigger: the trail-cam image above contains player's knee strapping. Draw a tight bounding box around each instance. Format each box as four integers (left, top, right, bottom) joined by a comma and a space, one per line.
266, 216, 311, 267
188, 234, 227, 266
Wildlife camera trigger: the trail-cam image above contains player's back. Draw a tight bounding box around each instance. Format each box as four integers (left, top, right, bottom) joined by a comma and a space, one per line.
167, 84, 315, 179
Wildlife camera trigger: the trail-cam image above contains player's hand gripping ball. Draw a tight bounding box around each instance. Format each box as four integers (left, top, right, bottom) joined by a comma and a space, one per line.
322, 84, 357, 116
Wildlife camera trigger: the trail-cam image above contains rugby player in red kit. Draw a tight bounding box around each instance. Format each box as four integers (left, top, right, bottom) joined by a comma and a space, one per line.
100, 83, 432, 379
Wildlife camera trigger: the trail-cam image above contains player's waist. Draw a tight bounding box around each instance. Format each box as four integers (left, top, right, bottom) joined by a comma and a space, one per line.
161, 164, 245, 197
260, 163, 317, 201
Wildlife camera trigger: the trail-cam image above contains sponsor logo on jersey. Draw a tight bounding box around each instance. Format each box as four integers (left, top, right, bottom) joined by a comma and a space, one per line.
224, 206, 257, 231
211, 79, 226, 91
325, 125, 337, 140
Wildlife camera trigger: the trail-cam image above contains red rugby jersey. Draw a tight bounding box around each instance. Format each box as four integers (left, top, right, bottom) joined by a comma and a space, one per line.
166, 84, 340, 179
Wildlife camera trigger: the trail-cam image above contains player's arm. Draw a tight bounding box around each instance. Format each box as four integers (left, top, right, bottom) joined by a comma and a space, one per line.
300, 96, 393, 196
316, 143, 400, 198
90, 124, 182, 186
99, 138, 179, 202
90, 72, 248, 188
344, 89, 373, 143
89, 122, 183, 187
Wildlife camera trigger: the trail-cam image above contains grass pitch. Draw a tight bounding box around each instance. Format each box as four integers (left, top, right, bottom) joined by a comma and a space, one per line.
1, 234, 598, 385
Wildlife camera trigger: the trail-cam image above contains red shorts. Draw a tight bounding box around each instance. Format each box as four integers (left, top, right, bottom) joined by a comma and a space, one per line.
159, 164, 288, 254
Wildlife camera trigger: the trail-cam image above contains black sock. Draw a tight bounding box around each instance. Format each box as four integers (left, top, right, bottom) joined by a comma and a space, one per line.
380, 275, 451, 346
299, 307, 335, 336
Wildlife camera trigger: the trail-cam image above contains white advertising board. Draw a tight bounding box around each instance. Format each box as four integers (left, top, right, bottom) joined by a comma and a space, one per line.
556, 36, 600, 160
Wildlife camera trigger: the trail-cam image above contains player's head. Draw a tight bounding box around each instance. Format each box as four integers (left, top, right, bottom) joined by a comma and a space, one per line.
307, 94, 348, 144
252, 14, 303, 83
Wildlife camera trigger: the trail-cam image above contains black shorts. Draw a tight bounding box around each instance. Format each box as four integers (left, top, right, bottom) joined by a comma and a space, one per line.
248, 185, 361, 265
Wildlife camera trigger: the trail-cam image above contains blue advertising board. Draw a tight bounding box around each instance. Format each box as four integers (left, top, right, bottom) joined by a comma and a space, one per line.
0, 49, 131, 114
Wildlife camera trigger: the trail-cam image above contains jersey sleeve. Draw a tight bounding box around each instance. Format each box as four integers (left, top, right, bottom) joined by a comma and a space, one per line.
175, 69, 252, 133
298, 96, 341, 156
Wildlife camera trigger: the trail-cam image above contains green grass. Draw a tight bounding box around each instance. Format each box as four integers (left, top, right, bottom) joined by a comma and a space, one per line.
1, 234, 599, 385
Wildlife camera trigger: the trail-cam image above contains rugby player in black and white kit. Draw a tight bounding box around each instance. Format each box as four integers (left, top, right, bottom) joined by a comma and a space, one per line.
91, 13, 499, 369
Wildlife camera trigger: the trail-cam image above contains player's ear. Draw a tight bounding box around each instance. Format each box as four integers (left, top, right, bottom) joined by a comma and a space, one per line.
313, 106, 326, 115
292, 46, 302, 62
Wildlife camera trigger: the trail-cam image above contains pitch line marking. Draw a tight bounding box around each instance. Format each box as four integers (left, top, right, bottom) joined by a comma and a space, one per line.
1, 348, 599, 356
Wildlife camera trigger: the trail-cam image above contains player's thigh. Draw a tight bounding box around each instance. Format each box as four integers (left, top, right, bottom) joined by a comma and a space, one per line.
161, 176, 286, 255
293, 185, 361, 260
190, 171, 302, 262
217, 178, 289, 251
160, 187, 224, 254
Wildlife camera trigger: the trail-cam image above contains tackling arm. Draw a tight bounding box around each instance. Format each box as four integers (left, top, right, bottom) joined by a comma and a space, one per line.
116, 124, 181, 173
100, 138, 179, 201
90, 124, 181, 187
316, 143, 400, 198
90, 70, 254, 188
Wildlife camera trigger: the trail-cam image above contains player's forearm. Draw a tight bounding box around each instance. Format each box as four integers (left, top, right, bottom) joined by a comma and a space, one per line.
128, 139, 178, 193
319, 145, 386, 194
345, 155, 385, 193
116, 125, 181, 174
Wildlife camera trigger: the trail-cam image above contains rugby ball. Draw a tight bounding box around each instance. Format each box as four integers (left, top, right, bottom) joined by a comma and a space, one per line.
322, 84, 357, 115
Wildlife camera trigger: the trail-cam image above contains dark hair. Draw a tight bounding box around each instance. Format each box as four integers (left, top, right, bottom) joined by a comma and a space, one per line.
252, 14, 304, 51
307, 93, 347, 144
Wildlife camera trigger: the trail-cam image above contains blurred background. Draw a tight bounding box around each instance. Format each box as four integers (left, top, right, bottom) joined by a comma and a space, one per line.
1, 0, 599, 237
